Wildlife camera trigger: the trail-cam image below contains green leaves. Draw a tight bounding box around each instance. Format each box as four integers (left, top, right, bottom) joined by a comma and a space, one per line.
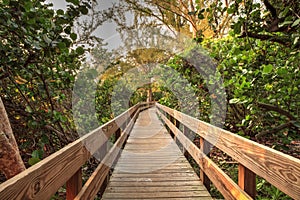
66, 0, 79, 5
28, 157, 40, 166
279, 7, 290, 19
76, 46, 85, 55
28, 149, 44, 166
79, 6, 89, 15
70, 33, 77, 41
0, 0, 91, 155
203, 34, 300, 145
56, 9, 64, 16
262, 64, 273, 74
292, 19, 300, 27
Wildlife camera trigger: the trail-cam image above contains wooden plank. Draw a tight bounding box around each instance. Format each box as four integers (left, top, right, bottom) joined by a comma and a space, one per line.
0, 137, 90, 200
109, 176, 199, 182
102, 191, 211, 199
157, 103, 300, 199
108, 180, 209, 187
104, 185, 207, 192
111, 172, 198, 178
0, 104, 140, 200
66, 168, 82, 200
157, 109, 252, 200
104, 198, 213, 200
238, 164, 256, 199
200, 137, 211, 191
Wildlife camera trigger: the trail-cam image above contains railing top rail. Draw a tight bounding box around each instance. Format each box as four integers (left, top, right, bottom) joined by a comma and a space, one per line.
156, 103, 300, 199
0, 102, 144, 200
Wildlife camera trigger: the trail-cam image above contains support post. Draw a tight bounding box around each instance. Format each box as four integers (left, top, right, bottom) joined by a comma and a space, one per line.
66, 168, 82, 200
182, 126, 188, 155
115, 128, 121, 142
200, 137, 211, 191
168, 115, 175, 138
174, 118, 180, 143
238, 164, 256, 199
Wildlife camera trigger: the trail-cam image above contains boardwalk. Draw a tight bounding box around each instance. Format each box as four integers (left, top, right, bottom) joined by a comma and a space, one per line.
0, 103, 299, 199
102, 107, 212, 199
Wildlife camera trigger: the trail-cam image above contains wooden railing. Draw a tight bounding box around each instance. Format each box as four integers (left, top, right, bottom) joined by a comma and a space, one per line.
156, 103, 300, 200
1, 102, 299, 200
0, 102, 154, 200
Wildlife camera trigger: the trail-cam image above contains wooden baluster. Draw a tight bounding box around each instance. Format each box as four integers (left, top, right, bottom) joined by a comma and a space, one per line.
238, 164, 256, 199
66, 168, 82, 200
174, 118, 180, 143
169, 115, 175, 138
182, 126, 189, 156
115, 128, 121, 142
199, 137, 211, 191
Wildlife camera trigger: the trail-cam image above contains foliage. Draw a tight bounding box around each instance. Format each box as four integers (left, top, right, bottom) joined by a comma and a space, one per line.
0, 0, 90, 163
256, 178, 292, 200
202, 36, 300, 143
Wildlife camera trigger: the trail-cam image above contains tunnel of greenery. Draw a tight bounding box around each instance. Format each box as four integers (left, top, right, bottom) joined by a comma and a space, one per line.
0, 0, 299, 199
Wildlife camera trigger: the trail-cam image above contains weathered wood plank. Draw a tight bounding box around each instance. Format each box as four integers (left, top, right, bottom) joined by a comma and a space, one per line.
111, 172, 198, 178
200, 137, 211, 191
104, 185, 207, 192
102, 191, 211, 199
107, 180, 207, 187
66, 168, 82, 200
238, 164, 256, 199
102, 197, 212, 200
157, 103, 300, 199
103, 198, 213, 200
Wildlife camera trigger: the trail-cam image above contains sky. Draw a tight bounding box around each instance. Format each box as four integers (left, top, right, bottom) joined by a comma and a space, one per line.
46, 0, 123, 51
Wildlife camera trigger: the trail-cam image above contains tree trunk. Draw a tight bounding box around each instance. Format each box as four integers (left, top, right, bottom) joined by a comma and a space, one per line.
147, 84, 153, 102
0, 97, 25, 179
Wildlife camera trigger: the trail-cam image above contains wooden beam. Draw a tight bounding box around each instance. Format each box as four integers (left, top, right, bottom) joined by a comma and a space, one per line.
66, 168, 82, 200
200, 137, 211, 191
238, 164, 256, 199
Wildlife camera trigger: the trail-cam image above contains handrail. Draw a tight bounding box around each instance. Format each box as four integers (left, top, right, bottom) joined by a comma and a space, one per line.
0, 102, 154, 200
156, 103, 300, 200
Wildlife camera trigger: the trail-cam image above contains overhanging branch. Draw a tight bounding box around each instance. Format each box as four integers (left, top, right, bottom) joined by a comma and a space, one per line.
257, 102, 296, 120
239, 32, 290, 46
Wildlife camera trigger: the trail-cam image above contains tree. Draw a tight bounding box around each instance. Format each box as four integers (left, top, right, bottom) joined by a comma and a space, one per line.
0, 0, 89, 167
0, 97, 25, 179
203, 35, 300, 148
229, 0, 300, 48
126, 48, 171, 102
110, 0, 215, 42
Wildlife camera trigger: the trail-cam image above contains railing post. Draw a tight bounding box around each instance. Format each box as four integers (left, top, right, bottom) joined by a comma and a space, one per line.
238, 164, 256, 199
66, 168, 82, 200
182, 126, 189, 156
115, 128, 121, 142
200, 137, 211, 191
168, 114, 174, 138
173, 118, 180, 142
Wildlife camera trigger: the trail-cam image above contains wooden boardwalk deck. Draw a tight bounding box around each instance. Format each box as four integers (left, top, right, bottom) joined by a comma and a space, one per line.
1, 103, 299, 199
102, 107, 212, 200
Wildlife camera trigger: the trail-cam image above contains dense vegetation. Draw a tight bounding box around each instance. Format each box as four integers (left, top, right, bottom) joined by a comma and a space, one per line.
0, 0, 299, 199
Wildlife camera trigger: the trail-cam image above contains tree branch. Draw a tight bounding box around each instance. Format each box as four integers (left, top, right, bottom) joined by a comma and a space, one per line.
238, 31, 290, 46
263, 0, 277, 19
255, 121, 292, 139
257, 102, 296, 120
